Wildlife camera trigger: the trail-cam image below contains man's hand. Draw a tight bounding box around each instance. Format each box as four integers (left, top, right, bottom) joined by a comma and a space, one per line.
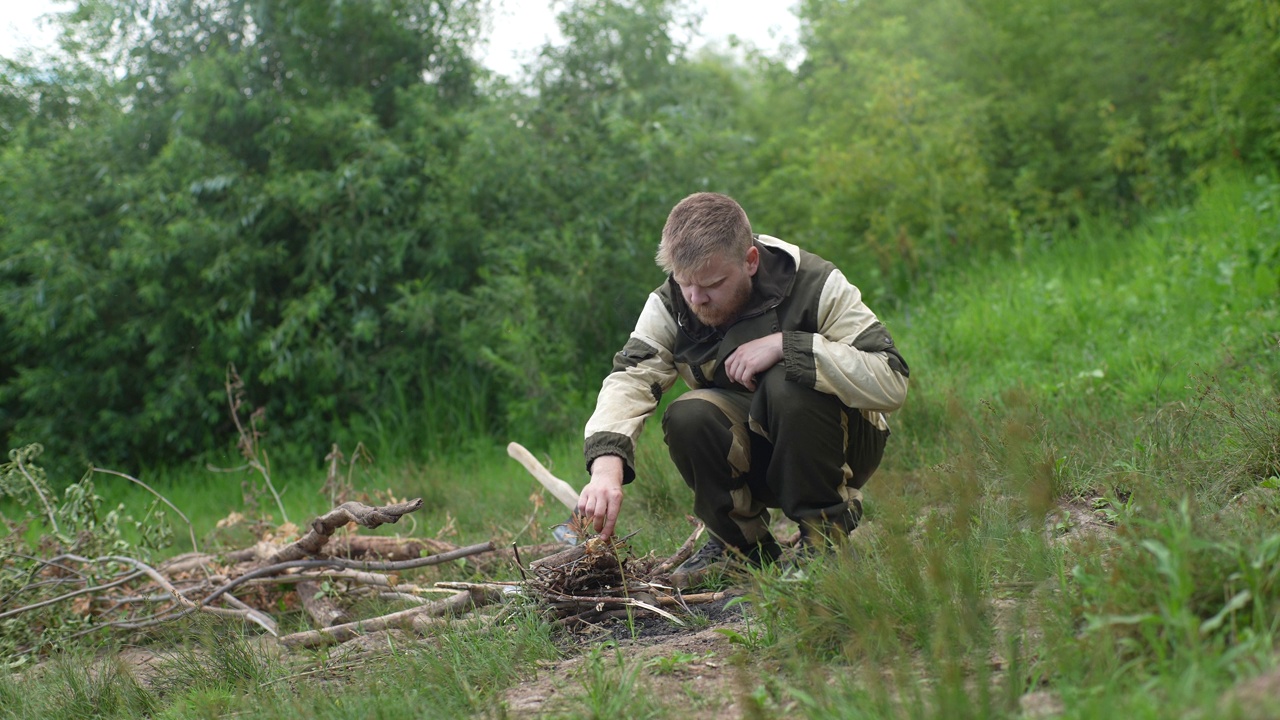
724, 333, 784, 391
578, 455, 624, 540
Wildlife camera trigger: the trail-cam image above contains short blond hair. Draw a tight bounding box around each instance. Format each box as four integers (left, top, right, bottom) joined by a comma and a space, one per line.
656, 193, 754, 274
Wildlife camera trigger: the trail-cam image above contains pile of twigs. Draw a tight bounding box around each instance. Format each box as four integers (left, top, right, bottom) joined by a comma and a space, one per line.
514, 520, 729, 629
2, 496, 725, 655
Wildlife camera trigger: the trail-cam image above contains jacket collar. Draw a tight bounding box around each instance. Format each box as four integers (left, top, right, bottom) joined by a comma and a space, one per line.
667, 237, 798, 340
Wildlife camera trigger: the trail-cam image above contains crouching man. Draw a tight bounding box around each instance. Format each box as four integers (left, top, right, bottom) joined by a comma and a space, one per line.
576, 192, 909, 586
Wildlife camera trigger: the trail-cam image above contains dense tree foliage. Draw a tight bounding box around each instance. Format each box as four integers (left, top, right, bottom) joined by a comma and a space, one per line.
0, 0, 1275, 472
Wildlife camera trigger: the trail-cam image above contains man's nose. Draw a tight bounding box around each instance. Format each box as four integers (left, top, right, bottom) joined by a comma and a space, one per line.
688, 287, 707, 305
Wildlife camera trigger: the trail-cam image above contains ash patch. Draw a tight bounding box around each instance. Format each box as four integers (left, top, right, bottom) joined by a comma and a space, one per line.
583, 593, 746, 643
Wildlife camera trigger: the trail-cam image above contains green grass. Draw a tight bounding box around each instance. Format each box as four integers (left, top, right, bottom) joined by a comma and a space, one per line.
3, 173, 1280, 717
892, 173, 1280, 471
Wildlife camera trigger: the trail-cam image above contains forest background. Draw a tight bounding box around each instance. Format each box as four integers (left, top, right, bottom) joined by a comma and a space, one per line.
3, 0, 1277, 478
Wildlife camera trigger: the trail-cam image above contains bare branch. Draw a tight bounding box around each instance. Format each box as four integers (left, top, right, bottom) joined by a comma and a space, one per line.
268, 499, 425, 564
91, 466, 199, 553
279, 590, 481, 649
202, 541, 497, 606
654, 518, 705, 575
77, 554, 276, 636
14, 452, 58, 536
0, 571, 144, 620
376, 592, 431, 606
224, 363, 289, 525
220, 593, 279, 635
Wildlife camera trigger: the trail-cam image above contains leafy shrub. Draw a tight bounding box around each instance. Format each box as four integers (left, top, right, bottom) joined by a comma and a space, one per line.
1, 444, 173, 658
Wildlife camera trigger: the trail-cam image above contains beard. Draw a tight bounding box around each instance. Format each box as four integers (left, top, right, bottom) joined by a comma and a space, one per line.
690, 275, 753, 327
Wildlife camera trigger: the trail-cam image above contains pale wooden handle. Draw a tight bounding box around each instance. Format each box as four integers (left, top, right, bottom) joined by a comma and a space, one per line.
507, 442, 580, 511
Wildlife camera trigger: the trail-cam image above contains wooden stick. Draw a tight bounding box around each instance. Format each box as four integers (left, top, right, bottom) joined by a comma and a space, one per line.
543, 592, 651, 605
507, 442, 580, 511
654, 518, 705, 575
476, 542, 570, 566
377, 592, 430, 606
434, 581, 522, 603
237, 568, 393, 588
548, 590, 726, 611
91, 466, 200, 554
528, 544, 588, 570
159, 553, 221, 576
221, 593, 280, 635
552, 607, 608, 628
660, 591, 727, 607
279, 590, 477, 649
202, 541, 495, 606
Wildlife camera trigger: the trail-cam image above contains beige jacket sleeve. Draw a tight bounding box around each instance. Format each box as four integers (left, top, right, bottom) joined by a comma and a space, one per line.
781, 268, 909, 414
582, 292, 681, 481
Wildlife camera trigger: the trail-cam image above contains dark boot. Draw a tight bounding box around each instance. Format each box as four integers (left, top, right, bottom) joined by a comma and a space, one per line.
671, 535, 782, 589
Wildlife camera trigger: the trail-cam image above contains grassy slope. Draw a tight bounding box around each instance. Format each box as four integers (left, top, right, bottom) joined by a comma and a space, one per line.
4, 174, 1280, 718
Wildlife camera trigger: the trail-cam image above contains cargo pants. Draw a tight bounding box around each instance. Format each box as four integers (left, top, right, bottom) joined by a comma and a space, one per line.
661, 365, 888, 556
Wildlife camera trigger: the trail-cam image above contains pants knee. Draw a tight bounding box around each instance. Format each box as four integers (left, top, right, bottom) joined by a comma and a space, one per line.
752, 367, 840, 438
663, 396, 737, 487
662, 397, 726, 448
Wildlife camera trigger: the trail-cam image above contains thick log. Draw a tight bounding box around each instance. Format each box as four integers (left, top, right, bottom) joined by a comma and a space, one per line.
298, 581, 348, 628
326, 535, 457, 561
269, 499, 424, 564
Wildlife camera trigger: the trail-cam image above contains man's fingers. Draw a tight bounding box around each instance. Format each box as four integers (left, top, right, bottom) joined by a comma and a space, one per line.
576, 482, 623, 540
601, 497, 620, 540
584, 495, 602, 531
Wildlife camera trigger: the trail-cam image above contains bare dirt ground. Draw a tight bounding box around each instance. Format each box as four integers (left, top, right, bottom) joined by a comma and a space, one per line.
502, 621, 751, 719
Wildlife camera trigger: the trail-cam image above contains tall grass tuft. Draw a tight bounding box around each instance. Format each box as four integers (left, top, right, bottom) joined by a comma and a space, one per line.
17, 653, 160, 720
151, 616, 278, 700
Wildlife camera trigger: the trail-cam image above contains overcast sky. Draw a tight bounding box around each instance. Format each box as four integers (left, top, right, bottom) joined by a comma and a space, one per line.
0, 1, 801, 77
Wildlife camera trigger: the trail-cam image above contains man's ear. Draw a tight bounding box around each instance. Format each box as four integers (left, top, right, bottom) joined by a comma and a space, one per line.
745, 245, 760, 276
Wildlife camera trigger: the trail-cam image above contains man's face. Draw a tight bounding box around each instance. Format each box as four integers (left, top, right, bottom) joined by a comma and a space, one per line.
673, 246, 759, 327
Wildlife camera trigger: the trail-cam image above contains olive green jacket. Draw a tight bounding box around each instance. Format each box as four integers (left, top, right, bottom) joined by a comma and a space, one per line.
584, 235, 910, 482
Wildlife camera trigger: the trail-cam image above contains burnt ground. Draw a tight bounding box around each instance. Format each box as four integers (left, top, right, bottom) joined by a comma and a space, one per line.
592, 593, 747, 643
